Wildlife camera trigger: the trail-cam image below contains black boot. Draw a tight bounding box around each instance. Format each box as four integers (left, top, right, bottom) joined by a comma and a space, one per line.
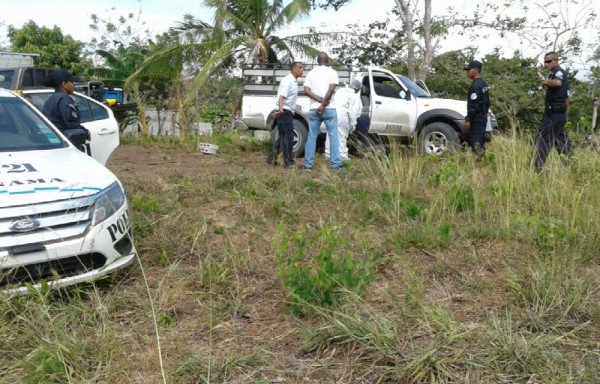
266, 153, 278, 165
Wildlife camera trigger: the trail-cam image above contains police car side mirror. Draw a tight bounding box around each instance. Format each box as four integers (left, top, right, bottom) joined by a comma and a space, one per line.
62, 128, 87, 147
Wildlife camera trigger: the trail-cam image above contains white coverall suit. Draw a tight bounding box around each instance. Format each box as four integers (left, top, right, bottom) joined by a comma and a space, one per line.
325, 85, 362, 161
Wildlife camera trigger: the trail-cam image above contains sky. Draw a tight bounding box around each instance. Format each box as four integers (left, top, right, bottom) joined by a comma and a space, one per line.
1, 0, 598, 69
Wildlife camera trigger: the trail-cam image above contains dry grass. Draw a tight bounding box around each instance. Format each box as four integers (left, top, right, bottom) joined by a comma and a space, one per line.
1, 132, 600, 383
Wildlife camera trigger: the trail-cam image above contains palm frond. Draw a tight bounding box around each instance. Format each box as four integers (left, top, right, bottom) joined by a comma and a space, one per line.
266, 0, 310, 36
127, 43, 206, 88
184, 37, 248, 105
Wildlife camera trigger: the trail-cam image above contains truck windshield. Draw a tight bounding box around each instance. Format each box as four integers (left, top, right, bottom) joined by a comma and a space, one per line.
396, 75, 431, 98
0, 96, 67, 152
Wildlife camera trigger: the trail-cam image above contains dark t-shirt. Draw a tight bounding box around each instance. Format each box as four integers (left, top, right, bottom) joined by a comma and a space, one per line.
466, 78, 490, 123
545, 66, 568, 105
42, 91, 84, 131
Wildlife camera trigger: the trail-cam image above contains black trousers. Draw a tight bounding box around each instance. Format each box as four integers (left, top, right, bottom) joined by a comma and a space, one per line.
277, 110, 295, 166
465, 120, 486, 157
354, 114, 383, 149
534, 113, 573, 172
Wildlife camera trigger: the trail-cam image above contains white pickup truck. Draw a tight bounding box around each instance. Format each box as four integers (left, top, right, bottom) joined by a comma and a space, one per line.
234, 64, 496, 155
0, 88, 136, 295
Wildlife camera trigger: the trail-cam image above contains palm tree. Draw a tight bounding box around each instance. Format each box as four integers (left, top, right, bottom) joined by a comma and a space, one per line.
96, 41, 182, 134
129, 0, 336, 106
92, 45, 150, 133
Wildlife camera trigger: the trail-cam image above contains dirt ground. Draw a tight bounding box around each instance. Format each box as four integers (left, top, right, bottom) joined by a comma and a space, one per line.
107, 144, 260, 180
99, 141, 600, 383
105, 143, 361, 383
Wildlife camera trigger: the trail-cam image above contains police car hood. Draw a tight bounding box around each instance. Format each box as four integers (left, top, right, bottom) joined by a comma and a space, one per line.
416, 97, 467, 115
0, 148, 117, 208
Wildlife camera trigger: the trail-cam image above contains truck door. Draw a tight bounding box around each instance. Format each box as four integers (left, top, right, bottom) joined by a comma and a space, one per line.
368, 68, 416, 137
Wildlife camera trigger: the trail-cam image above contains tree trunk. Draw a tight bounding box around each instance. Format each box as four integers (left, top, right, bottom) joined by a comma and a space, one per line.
395, 0, 415, 80
592, 97, 598, 133
419, 0, 432, 82
136, 94, 148, 135
394, 0, 434, 82
156, 108, 163, 135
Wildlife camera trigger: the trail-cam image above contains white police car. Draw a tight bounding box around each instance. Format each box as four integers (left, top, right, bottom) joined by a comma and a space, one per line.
22, 88, 120, 165
0, 88, 136, 294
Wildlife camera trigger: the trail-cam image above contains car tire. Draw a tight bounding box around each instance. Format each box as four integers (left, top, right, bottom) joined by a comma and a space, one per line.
420, 122, 460, 155
272, 119, 308, 157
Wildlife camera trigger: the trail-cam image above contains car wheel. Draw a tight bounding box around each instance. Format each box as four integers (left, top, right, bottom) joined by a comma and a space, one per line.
420, 122, 460, 155
272, 119, 308, 157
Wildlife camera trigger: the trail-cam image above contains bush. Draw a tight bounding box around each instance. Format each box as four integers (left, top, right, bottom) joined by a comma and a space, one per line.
277, 226, 375, 316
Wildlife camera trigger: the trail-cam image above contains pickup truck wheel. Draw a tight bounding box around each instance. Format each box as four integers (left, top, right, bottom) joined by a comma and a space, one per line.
420, 122, 459, 155
272, 119, 308, 157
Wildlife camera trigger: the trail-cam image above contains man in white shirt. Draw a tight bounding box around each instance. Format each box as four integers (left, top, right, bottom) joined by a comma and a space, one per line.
267, 62, 304, 168
303, 52, 342, 171
325, 79, 362, 161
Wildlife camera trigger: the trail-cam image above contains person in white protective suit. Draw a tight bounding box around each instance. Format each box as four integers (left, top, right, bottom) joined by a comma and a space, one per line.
325, 79, 363, 161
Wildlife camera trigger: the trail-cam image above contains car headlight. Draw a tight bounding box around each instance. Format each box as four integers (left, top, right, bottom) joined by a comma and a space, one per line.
90, 181, 125, 226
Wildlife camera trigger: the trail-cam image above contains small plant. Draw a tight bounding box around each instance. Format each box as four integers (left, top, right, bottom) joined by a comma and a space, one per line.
506, 254, 594, 331
277, 226, 375, 316
132, 216, 152, 238
483, 310, 570, 380
393, 223, 453, 250
446, 184, 475, 212
132, 193, 160, 214
427, 161, 460, 187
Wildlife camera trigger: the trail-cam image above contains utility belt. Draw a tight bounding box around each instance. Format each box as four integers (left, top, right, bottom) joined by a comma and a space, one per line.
545, 102, 567, 114
469, 112, 487, 123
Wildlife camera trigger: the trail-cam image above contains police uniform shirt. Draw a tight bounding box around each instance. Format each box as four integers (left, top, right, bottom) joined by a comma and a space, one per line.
42, 91, 83, 131
545, 65, 568, 105
466, 78, 490, 123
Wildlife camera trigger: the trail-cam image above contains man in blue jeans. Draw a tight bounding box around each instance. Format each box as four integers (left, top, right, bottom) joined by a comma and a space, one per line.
303, 52, 342, 170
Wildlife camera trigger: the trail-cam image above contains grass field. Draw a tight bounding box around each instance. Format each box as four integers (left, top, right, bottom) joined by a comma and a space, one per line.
1, 132, 599, 383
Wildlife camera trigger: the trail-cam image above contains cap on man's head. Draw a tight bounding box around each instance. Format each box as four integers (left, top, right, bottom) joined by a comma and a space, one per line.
44, 69, 80, 87
350, 79, 362, 90
464, 60, 483, 70
53, 69, 79, 83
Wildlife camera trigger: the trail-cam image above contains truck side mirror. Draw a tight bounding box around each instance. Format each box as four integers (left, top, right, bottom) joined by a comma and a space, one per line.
399, 90, 411, 100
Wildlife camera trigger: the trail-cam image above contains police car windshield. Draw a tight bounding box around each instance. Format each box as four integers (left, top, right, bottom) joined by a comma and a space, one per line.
396, 75, 431, 98
0, 95, 67, 152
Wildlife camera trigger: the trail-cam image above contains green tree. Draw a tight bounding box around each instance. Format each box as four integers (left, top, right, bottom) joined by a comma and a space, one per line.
87, 8, 182, 134
7, 20, 88, 73
332, 20, 404, 67
590, 44, 600, 131
88, 8, 150, 51
130, 0, 333, 106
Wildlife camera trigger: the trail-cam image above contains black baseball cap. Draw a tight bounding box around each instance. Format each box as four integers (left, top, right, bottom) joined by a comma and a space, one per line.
464, 60, 483, 70
44, 69, 80, 87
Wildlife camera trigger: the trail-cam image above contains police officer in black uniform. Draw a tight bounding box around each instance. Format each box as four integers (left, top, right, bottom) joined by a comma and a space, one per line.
463, 60, 490, 160
533, 51, 573, 173
42, 69, 90, 151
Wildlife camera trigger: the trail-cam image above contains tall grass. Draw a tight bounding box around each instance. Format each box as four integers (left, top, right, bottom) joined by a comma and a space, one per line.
2, 132, 599, 382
